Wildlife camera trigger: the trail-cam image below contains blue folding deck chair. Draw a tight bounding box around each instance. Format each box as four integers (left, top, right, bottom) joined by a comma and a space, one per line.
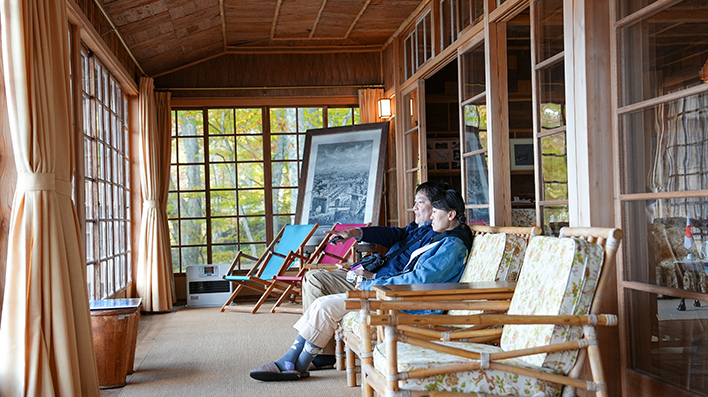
220, 223, 318, 314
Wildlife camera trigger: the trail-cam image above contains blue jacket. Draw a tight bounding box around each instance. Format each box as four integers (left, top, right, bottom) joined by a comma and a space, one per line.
359, 222, 437, 278
360, 224, 473, 314
359, 227, 468, 290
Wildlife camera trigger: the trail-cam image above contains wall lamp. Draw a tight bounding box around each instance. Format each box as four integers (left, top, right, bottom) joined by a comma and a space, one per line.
378, 98, 392, 118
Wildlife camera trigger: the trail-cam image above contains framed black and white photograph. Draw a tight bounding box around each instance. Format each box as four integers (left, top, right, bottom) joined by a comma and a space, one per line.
296, 122, 388, 229
510, 138, 534, 171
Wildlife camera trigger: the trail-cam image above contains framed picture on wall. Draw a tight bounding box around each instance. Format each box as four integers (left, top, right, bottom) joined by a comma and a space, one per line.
296, 122, 389, 230
510, 138, 534, 171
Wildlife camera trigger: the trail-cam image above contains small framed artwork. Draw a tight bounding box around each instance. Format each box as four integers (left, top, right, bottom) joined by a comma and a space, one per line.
510, 139, 534, 170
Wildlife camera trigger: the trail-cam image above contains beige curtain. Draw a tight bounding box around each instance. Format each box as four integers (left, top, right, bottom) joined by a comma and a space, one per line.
0, 0, 100, 395
136, 77, 175, 312
358, 88, 385, 124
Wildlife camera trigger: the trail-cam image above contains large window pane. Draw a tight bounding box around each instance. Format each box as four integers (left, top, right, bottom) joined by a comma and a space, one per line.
299, 108, 324, 131
540, 133, 568, 201
464, 153, 490, 205
272, 188, 297, 214
177, 110, 203, 136
539, 62, 566, 131
237, 164, 264, 188
619, 93, 708, 195
209, 164, 236, 189
461, 44, 486, 101
179, 192, 206, 217
619, 0, 708, 107
178, 165, 206, 190
181, 219, 207, 245
462, 103, 487, 152
272, 162, 298, 188
625, 288, 708, 395
208, 108, 233, 135
271, 135, 298, 160
239, 189, 265, 215
327, 108, 355, 127
176, 137, 204, 163
235, 108, 262, 134
209, 136, 235, 161
210, 190, 238, 216
271, 108, 297, 133
535, 0, 564, 63
240, 217, 266, 244
211, 245, 240, 266
236, 136, 263, 161
211, 218, 238, 244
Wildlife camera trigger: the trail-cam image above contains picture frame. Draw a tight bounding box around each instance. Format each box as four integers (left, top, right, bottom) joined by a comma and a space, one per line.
295, 122, 389, 230
510, 138, 534, 170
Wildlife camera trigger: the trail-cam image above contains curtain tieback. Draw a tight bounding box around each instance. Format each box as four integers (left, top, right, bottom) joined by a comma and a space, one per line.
143, 200, 160, 209
17, 172, 72, 197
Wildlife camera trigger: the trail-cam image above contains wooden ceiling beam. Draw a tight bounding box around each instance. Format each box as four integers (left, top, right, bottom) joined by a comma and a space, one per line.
309, 0, 328, 38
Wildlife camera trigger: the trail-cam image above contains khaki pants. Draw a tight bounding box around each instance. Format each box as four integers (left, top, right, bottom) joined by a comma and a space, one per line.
293, 293, 348, 350
301, 269, 355, 311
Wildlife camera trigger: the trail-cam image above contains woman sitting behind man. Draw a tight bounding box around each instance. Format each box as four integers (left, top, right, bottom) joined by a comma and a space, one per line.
250, 188, 473, 381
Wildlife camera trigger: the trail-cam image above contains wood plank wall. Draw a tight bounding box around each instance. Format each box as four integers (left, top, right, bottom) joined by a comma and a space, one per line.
73, 0, 142, 83
154, 52, 382, 98
383, 44, 396, 93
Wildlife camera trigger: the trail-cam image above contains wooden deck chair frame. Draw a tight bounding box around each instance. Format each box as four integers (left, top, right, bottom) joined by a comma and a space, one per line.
347, 226, 622, 397
219, 223, 318, 314
268, 222, 369, 314
336, 224, 542, 387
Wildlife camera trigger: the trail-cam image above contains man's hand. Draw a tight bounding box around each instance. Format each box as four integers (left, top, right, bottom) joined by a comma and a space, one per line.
351, 266, 374, 279
324, 228, 362, 243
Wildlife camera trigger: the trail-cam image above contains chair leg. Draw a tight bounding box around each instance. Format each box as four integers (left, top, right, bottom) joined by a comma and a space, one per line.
270, 283, 295, 313
346, 345, 357, 387
220, 284, 243, 312
251, 282, 279, 314
584, 325, 609, 397
335, 333, 345, 371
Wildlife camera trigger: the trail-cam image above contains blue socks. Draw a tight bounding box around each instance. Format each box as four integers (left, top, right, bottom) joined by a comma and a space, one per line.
275, 335, 306, 372
274, 336, 322, 375
295, 341, 322, 374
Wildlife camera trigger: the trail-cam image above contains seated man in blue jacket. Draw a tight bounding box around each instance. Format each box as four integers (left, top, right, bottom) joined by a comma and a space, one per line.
250, 188, 473, 382
301, 180, 449, 311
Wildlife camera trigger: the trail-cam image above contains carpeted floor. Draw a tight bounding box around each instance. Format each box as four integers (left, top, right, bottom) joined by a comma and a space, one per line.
104, 304, 359, 397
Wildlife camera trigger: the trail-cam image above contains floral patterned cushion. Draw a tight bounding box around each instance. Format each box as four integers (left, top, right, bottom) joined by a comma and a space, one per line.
449, 233, 527, 316
340, 310, 373, 337
511, 208, 536, 227
373, 340, 563, 396
500, 236, 604, 372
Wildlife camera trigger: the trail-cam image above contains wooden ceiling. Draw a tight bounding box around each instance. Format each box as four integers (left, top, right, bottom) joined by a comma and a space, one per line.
100, 0, 425, 77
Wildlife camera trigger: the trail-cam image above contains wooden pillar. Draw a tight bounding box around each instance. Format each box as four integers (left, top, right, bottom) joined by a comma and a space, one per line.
485, 11, 512, 226
563, 0, 619, 395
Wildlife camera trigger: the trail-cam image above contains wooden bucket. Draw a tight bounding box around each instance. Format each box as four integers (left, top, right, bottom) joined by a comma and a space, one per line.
91, 307, 140, 389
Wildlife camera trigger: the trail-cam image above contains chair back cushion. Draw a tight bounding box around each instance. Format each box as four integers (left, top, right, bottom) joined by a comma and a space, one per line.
458, 233, 527, 283
500, 236, 604, 373
447, 233, 526, 316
